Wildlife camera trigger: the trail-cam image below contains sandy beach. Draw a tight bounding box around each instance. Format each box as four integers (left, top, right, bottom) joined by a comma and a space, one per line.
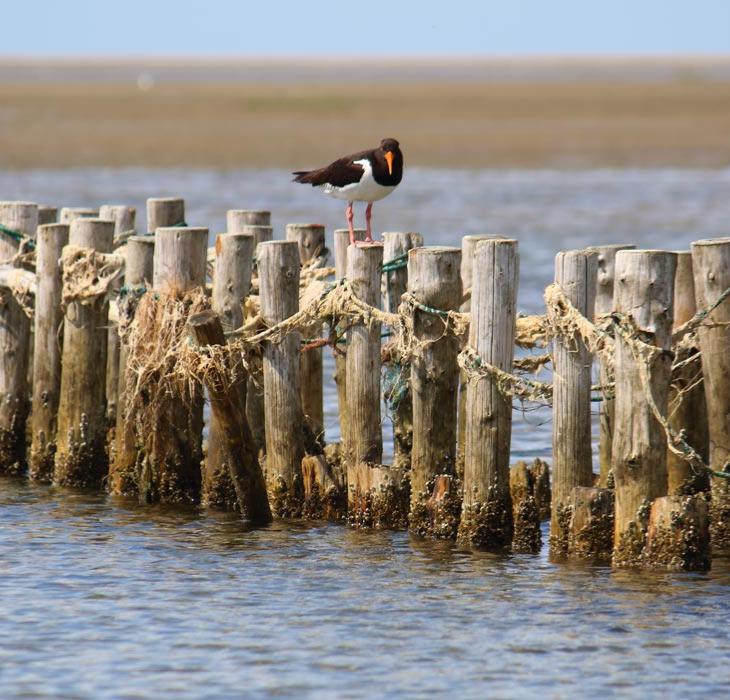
1, 58, 729, 169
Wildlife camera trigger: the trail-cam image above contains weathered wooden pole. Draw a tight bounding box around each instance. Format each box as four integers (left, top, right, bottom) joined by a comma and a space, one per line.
146, 197, 185, 232
383, 231, 423, 474
333, 228, 365, 461
99, 205, 136, 436
240, 224, 273, 457
692, 237, 730, 548
589, 244, 635, 486
510, 462, 542, 553
612, 249, 676, 566
29, 223, 70, 481
407, 246, 462, 539
54, 218, 116, 488
109, 235, 155, 496
346, 245, 383, 466
136, 227, 207, 503
59, 208, 97, 224
0, 202, 38, 474
205, 232, 255, 509
667, 251, 709, 496
258, 240, 305, 517
286, 223, 326, 442
227, 209, 271, 231
550, 249, 598, 553
0, 201, 38, 259
457, 238, 519, 549
457, 234, 500, 469
38, 206, 58, 225
188, 310, 272, 524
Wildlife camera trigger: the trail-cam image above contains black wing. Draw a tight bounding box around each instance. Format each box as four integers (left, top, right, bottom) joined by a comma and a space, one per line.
293, 151, 371, 187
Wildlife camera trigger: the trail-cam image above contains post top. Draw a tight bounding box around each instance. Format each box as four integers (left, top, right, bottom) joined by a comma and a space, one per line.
258, 239, 296, 247
156, 226, 208, 235
691, 237, 730, 247
228, 208, 270, 214
463, 233, 504, 242
409, 245, 460, 255
38, 222, 70, 232
219, 231, 255, 239
615, 248, 678, 256
334, 228, 366, 235
285, 223, 325, 230
586, 243, 636, 251
147, 197, 184, 204
0, 200, 37, 208
71, 217, 115, 226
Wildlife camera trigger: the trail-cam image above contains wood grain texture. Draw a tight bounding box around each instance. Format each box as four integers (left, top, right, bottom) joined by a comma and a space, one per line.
691, 237, 730, 548
258, 240, 305, 517
612, 249, 676, 566
54, 218, 115, 488
550, 249, 597, 552
457, 238, 519, 550
29, 223, 69, 481
146, 198, 185, 233
588, 244, 635, 486
226, 210, 271, 231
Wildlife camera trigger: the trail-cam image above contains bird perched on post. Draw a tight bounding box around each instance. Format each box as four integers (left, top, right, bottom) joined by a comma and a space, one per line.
293, 138, 403, 246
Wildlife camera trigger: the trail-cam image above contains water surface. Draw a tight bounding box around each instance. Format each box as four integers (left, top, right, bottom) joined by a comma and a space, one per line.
1, 168, 729, 697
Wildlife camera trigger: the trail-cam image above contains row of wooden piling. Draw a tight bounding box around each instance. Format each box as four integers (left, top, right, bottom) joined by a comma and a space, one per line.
0, 197, 728, 572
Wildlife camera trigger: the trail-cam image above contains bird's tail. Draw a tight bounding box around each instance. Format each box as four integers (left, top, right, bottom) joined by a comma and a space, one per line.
292, 170, 315, 184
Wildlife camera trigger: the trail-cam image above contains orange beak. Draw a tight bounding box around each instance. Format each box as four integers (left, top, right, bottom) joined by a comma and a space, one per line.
385, 151, 394, 175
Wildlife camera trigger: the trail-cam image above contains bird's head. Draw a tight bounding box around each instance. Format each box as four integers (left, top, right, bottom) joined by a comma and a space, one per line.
380, 138, 400, 175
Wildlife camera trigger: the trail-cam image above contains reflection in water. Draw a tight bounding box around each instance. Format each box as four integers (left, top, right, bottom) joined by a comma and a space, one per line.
1, 168, 730, 697
1, 478, 729, 698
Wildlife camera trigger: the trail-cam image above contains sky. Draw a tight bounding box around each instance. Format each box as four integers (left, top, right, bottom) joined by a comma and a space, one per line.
1, 0, 729, 56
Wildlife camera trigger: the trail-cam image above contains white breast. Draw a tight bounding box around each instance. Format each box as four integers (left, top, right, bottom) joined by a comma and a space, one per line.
320, 159, 396, 202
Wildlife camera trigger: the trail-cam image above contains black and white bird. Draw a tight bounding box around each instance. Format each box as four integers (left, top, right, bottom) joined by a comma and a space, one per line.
293, 138, 403, 245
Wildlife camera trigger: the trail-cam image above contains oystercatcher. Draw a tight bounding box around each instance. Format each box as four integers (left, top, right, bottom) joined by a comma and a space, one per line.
293, 138, 403, 245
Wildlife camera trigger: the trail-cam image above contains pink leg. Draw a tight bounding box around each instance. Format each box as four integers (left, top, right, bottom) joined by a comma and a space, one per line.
365, 203, 373, 242
346, 202, 355, 245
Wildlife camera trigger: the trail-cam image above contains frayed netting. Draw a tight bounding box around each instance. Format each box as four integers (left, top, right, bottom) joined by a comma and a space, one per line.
60, 245, 125, 309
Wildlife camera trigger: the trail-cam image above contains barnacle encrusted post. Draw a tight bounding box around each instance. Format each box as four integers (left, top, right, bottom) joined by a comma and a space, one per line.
457, 238, 518, 550
612, 249, 676, 567
29, 223, 69, 481
205, 232, 254, 510
0, 201, 38, 475
550, 249, 597, 552
109, 235, 155, 496
691, 237, 730, 549
258, 240, 306, 517
407, 246, 463, 540
587, 244, 635, 487
54, 218, 116, 488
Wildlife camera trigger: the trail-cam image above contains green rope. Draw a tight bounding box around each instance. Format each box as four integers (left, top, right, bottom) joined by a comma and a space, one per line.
383, 361, 410, 411
381, 252, 409, 273
409, 298, 451, 318
0, 223, 35, 250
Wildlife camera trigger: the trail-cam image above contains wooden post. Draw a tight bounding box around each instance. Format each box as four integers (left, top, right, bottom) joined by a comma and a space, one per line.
258, 241, 305, 517
346, 245, 383, 466
54, 218, 115, 488
383, 231, 423, 474
566, 486, 614, 561
588, 244, 635, 486
642, 494, 710, 570
333, 228, 365, 461
146, 197, 185, 232
457, 238, 518, 550
407, 246, 462, 539
109, 235, 155, 496
0, 201, 38, 259
528, 458, 552, 521
612, 250, 676, 566
240, 224, 273, 456
550, 250, 598, 553
0, 202, 38, 474
510, 462, 541, 553
205, 232, 255, 509
667, 251, 709, 496
59, 208, 98, 224
99, 205, 136, 437
227, 209, 271, 230
136, 226, 207, 503
38, 206, 58, 225
188, 310, 272, 524
457, 234, 501, 470
286, 223, 326, 442
691, 237, 730, 548
28, 223, 70, 481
